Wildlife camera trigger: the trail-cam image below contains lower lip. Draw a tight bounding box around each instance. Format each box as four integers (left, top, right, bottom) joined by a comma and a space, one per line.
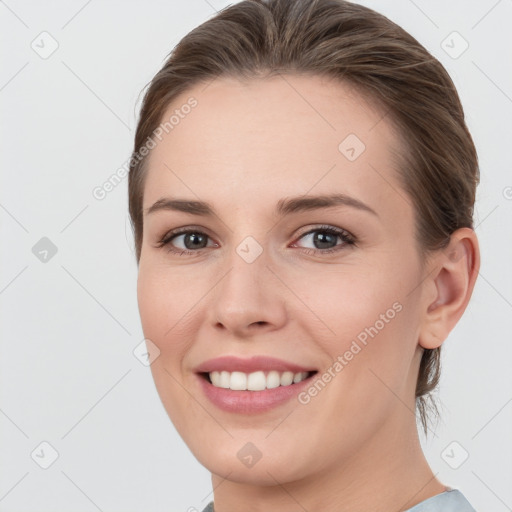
196, 373, 315, 413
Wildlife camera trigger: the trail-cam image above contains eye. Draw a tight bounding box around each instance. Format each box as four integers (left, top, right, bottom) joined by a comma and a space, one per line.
156, 228, 218, 256
156, 224, 356, 257
291, 225, 356, 255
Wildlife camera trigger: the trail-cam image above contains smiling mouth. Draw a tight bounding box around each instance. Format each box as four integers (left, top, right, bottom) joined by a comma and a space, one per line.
200, 370, 317, 391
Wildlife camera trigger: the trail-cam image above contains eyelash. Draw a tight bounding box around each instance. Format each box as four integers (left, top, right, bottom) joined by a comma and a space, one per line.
156, 225, 356, 257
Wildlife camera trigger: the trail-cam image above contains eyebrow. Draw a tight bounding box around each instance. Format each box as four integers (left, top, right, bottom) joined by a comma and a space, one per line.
144, 193, 379, 218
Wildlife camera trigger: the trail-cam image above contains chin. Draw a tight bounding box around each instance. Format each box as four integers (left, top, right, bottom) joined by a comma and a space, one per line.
200, 453, 307, 486
187, 435, 315, 486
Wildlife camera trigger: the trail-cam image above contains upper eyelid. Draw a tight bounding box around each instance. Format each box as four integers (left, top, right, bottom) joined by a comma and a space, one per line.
163, 224, 348, 237
297, 225, 349, 236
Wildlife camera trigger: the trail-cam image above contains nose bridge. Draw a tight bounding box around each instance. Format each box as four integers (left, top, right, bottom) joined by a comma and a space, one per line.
210, 233, 286, 333
220, 235, 269, 302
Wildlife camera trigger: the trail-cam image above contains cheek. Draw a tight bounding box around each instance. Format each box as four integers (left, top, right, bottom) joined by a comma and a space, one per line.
290, 258, 420, 385
136, 263, 203, 346
137, 265, 205, 432
290, 264, 404, 343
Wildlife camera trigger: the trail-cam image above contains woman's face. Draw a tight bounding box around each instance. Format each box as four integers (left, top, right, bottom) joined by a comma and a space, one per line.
137, 74, 430, 484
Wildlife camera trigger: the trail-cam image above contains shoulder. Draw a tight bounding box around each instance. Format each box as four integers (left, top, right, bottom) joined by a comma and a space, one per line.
406, 489, 476, 512
200, 489, 476, 512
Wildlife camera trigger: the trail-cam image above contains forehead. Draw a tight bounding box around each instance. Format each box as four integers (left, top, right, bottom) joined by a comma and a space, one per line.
142, 74, 408, 220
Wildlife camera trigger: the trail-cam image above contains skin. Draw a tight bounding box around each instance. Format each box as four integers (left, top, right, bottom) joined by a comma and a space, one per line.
136, 74, 480, 512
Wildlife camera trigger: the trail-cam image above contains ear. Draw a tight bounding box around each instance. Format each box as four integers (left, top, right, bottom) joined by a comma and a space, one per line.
418, 227, 480, 350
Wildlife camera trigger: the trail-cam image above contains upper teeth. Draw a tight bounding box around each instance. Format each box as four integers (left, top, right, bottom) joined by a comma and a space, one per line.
209, 370, 310, 391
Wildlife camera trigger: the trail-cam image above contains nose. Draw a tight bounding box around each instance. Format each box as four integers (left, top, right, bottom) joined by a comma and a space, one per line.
209, 245, 288, 338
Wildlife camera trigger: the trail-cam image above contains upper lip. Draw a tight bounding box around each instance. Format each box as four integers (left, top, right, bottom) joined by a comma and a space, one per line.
194, 355, 316, 374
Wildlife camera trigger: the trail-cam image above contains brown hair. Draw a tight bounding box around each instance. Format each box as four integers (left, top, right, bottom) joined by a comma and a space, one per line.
128, 0, 479, 434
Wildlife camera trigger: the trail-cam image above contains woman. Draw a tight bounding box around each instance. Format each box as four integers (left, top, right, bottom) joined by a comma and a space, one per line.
128, 0, 480, 510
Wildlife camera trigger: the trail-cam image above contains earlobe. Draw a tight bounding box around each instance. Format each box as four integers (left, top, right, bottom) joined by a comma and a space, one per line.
418, 228, 480, 350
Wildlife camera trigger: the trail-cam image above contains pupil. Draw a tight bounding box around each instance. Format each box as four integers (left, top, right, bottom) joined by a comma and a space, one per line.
314, 232, 336, 249
185, 233, 206, 249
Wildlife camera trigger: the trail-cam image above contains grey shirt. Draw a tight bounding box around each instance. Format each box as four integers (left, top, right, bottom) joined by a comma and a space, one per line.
200, 488, 476, 512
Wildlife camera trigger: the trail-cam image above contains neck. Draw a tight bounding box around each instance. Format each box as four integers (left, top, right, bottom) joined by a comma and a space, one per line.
209, 412, 446, 512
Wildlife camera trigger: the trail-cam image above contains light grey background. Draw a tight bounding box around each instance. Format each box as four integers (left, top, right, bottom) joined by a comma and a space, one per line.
1, 0, 511, 511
